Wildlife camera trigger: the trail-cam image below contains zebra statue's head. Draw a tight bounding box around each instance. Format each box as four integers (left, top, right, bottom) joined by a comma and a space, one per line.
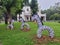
31, 14, 39, 21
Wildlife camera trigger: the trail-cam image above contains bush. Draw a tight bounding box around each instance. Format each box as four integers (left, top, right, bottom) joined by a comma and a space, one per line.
58, 21, 60, 23
49, 13, 60, 20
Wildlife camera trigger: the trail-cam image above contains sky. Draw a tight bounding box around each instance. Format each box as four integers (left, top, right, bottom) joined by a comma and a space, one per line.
29, 0, 60, 10
38, 0, 60, 10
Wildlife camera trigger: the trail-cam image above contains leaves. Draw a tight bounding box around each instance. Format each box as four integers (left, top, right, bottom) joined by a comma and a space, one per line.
0, 0, 23, 16
49, 13, 60, 20
30, 0, 38, 14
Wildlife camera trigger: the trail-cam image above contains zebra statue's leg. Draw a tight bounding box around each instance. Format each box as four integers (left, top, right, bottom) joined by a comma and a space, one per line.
10, 23, 14, 30
43, 26, 54, 38
7, 24, 13, 30
37, 27, 43, 38
37, 26, 54, 38
24, 23, 30, 29
21, 23, 25, 30
21, 23, 30, 30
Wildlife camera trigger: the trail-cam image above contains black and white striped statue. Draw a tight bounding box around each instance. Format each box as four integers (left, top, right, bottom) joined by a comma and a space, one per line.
19, 17, 30, 30
32, 14, 54, 38
7, 18, 14, 30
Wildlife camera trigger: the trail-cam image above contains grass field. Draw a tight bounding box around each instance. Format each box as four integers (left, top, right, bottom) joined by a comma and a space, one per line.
0, 22, 60, 45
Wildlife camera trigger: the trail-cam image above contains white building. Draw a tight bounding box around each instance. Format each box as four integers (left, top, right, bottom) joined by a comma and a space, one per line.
37, 0, 46, 21
17, 2, 46, 21
21, 5, 31, 21
17, 5, 31, 21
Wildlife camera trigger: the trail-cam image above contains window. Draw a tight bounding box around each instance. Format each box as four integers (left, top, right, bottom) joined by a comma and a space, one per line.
27, 8, 29, 11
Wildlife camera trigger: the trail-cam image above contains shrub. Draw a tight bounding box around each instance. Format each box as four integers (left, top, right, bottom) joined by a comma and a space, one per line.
58, 21, 60, 23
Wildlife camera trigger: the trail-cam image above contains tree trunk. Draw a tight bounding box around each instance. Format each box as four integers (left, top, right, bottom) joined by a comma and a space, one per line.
4, 12, 9, 24
5, 18, 8, 24
4, 7, 11, 24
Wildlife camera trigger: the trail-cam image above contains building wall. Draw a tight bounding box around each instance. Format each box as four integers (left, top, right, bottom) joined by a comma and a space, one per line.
21, 6, 31, 21
17, 5, 46, 21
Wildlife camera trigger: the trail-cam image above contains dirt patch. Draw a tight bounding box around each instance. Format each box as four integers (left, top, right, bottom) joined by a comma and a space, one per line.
34, 44, 40, 45
21, 28, 30, 32
33, 35, 60, 45
0, 43, 2, 45
0, 40, 2, 45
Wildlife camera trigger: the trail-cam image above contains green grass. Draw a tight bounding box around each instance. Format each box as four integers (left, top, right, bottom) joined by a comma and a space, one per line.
0, 22, 60, 45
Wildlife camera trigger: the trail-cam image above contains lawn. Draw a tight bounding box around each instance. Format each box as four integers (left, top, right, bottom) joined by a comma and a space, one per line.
0, 21, 60, 45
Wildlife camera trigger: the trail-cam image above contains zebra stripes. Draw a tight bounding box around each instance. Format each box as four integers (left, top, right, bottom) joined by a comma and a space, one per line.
20, 17, 30, 30
32, 14, 54, 38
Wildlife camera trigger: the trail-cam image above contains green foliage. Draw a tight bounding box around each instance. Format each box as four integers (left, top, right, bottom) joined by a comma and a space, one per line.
23, 0, 29, 5
0, 9, 3, 15
30, 0, 38, 14
10, 0, 23, 15
0, 0, 23, 16
1, 0, 16, 12
42, 9, 58, 20
41, 3, 60, 20
0, 15, 2, 19
58, 21, 60, 23
50, 13, 60, 20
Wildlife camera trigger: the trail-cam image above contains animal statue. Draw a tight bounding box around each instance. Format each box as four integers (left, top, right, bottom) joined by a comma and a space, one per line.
7, 18, 14, 30
31, 14, 54, 38
19, 17, 30, 30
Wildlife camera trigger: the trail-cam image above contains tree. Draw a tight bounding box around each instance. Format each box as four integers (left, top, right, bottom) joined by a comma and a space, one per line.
41, 8, 60, 20
11, 0, 23, 16
41, 2, 60, 20
1, 0, 23, 24
0, 0, 3, 15
30, 0, 38, 14
23, 0, 29, 5
49, 13, 60, 20
15, 0, 29, 15
1, 0, 16, 24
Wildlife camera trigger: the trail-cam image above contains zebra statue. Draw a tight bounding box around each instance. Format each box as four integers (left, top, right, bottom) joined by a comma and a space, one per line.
31, 14, 54, 38
7, 18, 14, 30
19, 17, 30, 30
